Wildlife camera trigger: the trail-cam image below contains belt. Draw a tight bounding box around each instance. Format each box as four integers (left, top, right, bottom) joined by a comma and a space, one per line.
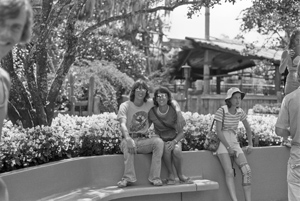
129, 133, 147, 138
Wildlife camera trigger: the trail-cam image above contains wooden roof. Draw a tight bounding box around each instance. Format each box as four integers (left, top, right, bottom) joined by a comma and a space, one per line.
164, 37, 283, 80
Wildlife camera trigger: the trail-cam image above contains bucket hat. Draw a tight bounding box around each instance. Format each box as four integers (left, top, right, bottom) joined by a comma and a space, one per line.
225, 87, 245, 101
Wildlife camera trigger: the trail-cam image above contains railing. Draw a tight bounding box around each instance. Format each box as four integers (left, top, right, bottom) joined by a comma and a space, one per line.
173, 93, 278, 114
164, 83, 282, 96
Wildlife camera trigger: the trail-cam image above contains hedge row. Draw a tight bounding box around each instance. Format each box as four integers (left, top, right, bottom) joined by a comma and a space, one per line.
0, 112, 281, 173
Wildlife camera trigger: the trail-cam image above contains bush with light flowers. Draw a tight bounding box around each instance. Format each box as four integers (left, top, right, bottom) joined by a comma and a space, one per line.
0, 112, 282, 173
236, 114, 282, 147
180, 112, 214, 151
0, 113, 122, 173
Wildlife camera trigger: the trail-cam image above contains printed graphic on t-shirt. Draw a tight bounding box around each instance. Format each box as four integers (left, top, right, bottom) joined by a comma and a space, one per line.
129, 111, 148, 132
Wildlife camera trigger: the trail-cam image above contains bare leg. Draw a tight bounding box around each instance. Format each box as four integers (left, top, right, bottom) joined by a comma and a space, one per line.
172, 143, 189, 181
218, 153, 238, 201
235, 153, 251, 201
163, 143, 175, 181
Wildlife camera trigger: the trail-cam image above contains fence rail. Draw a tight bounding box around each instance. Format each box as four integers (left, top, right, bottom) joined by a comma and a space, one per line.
174, 93, 278, 114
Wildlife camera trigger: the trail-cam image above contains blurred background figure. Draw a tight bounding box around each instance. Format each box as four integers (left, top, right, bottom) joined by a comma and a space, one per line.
279, 28, 300, 95
0, 0, 33, 200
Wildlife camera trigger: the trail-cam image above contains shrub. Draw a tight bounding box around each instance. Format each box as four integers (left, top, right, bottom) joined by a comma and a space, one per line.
252, 103, 281, 114
69, 59, 134, 112
76, 25, 147, 80
0, 112, 282, 173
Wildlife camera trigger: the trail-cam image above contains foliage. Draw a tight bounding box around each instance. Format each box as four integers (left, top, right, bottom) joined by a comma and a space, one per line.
76, 24, 147, 80
70, 59, 134, 111
237, 114, 282, 146
0, 0, 245, 128
0, 111, 282, 173
0, 113, 121, 173
252, 103, 281, 114
239, 0, 300, 47
181, 112, 212, 151
148, 48, 180, 87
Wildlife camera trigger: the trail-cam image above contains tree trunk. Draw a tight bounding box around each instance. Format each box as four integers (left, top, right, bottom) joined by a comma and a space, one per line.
45, 2, 81, 125
1, 51, 36, 128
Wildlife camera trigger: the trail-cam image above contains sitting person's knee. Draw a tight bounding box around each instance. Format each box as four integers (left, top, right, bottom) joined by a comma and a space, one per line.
239, 163, 251, 186
172, 146, 182, 157
153, 137, 164, 147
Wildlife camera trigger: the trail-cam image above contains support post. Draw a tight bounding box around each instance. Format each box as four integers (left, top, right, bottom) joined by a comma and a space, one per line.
216, 76, 221, 95
203, 7, 211, 95
203, 50, 210, 95
182, 64, 191, 111
88, 76, 95, 116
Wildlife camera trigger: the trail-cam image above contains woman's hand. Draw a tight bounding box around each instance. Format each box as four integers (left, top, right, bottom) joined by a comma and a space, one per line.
166, 140, 176, 151
227, 146, 235, 156
245, 145, 253, 154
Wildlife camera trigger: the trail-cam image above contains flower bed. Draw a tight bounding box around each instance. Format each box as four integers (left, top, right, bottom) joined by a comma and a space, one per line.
252, 103, 281, 115
0, 112, 282, 173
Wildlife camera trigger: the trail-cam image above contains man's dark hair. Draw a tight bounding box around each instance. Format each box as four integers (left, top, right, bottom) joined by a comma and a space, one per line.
129, 79, 150, 102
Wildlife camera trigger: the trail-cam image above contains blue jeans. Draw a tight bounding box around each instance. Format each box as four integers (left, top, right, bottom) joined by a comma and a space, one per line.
287, 161, 300, 201
120, 137, 164, 183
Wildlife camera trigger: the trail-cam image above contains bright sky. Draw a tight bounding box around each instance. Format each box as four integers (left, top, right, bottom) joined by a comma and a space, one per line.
167, 1, 269, 45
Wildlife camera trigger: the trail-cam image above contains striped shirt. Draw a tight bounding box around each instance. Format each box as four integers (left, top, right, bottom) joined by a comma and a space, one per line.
214, 105, 247, 131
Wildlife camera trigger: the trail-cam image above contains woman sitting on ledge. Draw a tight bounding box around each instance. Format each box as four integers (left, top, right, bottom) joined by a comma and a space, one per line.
148, 86, 192, 185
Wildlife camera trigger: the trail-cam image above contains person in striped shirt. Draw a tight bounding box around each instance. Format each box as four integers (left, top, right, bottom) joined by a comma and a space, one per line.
214, 87, 253, 201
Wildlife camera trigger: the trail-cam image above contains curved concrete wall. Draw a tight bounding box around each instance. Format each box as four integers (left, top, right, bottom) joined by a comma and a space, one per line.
0, 146, 289, 201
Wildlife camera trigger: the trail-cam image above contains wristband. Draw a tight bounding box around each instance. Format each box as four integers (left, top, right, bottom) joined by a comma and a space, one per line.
226, 146, 231, 150
173, 139, 178, 144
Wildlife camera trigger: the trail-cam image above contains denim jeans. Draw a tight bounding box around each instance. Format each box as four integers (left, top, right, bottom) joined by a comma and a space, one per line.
287, 162, 300, 201
120, 137, 164, 183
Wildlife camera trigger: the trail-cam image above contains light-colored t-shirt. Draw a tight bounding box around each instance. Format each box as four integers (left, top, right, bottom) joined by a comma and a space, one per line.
214, 105, 247, 131
275, 87, 300, 163
117, 100, 154, 134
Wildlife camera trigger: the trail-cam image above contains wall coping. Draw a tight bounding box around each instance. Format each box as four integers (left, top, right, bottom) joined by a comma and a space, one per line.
0, 146, 290, 201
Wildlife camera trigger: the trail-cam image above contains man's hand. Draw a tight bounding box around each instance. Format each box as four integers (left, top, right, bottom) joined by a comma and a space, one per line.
289, 49, 295, 57
126, 137, 136, 154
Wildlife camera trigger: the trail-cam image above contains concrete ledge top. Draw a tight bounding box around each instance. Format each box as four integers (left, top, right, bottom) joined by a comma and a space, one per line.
38, 179, 219, 201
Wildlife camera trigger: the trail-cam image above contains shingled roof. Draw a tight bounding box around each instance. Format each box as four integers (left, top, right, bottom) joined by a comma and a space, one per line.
164, 37, 283, 80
